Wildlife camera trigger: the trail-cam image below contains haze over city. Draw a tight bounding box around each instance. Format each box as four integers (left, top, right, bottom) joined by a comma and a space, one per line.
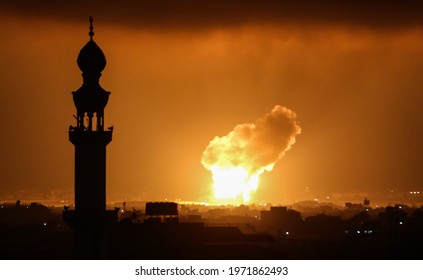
1, 1, 423, 205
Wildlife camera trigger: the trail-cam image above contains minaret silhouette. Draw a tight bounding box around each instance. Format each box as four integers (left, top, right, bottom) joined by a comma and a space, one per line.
64, 17, 117, 259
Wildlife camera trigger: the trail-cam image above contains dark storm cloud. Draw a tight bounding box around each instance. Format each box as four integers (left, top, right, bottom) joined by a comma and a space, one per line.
0, 0, 422, 30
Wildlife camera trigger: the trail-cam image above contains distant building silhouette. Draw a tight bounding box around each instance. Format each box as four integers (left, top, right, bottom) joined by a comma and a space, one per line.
145, 202, 179, 223
260, 206, 302, 236
63, 17, 117, 259
364, 197, 370, 207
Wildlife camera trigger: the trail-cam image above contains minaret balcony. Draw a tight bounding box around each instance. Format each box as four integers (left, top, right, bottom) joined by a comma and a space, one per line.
69, 129, 112, 146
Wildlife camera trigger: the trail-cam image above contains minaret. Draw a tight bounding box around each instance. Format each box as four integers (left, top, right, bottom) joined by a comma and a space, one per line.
64, 17, 117, 259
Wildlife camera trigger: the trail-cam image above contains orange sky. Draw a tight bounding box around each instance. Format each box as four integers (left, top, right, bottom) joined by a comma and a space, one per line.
1, 2, 423, 203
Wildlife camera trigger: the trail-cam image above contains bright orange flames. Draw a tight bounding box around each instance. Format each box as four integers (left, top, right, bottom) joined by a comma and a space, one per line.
209, 166, 266, 204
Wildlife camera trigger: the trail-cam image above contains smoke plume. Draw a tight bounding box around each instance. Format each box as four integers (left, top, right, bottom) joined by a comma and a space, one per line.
201, 105, 301, 195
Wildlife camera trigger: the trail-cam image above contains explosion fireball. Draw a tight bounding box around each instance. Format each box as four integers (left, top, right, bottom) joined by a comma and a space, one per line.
201, 105, 301, 204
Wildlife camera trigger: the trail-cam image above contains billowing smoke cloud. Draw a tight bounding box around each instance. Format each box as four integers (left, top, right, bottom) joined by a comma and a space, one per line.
202, 105, 301, 179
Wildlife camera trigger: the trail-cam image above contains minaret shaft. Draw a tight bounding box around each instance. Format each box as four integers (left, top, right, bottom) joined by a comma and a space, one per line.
70, 131, 112, 216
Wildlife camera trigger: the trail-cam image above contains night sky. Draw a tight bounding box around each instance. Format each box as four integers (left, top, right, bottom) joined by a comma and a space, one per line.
1, 1, 423, 203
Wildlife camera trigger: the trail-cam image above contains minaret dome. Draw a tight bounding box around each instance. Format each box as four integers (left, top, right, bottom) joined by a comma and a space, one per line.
77, 17, 106, 74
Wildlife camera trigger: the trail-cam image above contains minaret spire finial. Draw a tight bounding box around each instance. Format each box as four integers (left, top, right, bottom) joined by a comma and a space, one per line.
89, 16, 94, 40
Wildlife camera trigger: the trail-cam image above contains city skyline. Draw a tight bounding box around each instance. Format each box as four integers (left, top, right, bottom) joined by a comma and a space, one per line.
1, 1, 423, 204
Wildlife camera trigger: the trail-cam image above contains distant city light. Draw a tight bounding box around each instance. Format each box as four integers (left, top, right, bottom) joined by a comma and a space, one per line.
43, 222, 47, 226
285, 231, 289, 235
357, 230, 360, 234
399, 222, 403, 225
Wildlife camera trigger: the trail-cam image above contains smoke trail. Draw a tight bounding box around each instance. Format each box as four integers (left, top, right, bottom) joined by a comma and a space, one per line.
201, 105, 301, 202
